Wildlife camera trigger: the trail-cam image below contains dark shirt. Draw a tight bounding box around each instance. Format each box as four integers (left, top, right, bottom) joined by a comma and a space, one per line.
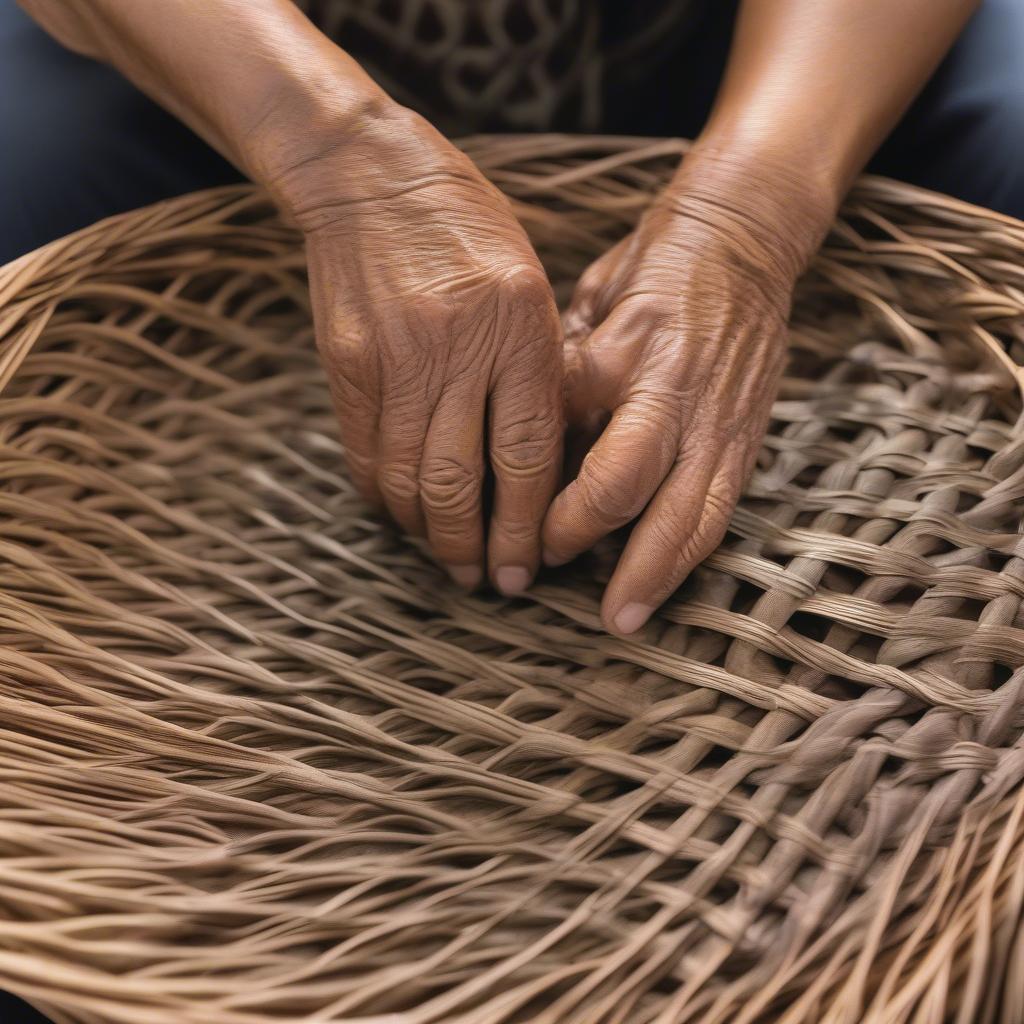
295, 0, 701, 134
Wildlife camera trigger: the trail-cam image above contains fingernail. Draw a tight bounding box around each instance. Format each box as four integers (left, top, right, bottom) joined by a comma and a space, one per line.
613, 603, 654, 635
542, 548, 570, 568
495, 565, 531, 595
446, 564, 482, 589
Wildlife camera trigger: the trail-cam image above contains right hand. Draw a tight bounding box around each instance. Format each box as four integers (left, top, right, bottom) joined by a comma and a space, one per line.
271, 105, 564, 594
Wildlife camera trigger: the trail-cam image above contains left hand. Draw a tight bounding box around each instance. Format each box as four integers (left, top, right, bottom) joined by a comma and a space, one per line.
542, 156, 829, 635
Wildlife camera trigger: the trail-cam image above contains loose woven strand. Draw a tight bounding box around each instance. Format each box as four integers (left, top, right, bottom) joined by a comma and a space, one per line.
1, 135, 1024, 1024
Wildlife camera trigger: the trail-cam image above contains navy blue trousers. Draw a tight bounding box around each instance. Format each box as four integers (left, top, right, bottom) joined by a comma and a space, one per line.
4, 0, 1024, 265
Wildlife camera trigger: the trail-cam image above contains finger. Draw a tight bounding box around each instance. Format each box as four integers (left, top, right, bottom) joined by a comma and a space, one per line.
559, 327, 609, 491
319, 344, 383, 507
376, 394, 430, 540
563, 238, 629, 343
563, 411, 609, 489
487, 343, 563, 595
541, 389, 681, 568
308, 247, 384, 507
601, 449, 744, 635
419, 380, 487, 588
371, 295, 447, 539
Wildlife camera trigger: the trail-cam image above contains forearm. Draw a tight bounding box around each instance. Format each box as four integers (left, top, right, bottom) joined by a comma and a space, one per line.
18, 0, 393, 196
675, 0, 980, 268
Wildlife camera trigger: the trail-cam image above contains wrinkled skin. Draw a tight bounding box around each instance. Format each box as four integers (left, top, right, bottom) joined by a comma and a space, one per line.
289, 109, 563, 594
544, 176, 802, 634
288, 128, 825, 630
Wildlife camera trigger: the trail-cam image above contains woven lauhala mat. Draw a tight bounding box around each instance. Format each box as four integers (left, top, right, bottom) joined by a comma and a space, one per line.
2, 136, 1024, 1024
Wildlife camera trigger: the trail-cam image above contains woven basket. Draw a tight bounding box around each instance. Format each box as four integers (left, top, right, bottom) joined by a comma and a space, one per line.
2, 135, 1024, 1024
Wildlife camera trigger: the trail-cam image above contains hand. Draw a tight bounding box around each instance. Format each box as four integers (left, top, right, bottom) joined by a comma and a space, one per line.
542, 155, 829, 635
274, 106, 563, 594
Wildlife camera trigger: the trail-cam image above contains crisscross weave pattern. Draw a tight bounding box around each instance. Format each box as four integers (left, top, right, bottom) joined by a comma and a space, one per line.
2, 136, 1024, 1024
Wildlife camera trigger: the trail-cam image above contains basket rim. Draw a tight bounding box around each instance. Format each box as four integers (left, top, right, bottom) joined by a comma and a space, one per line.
3, 133, 1024, 297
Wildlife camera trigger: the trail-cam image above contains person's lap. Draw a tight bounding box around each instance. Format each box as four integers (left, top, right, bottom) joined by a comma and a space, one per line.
871, 0, 1024, 215
0, 1, 239, 263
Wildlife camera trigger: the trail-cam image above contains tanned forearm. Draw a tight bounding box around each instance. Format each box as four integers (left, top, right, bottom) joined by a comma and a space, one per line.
17, 0, 392, 200
676, 0, 980, 256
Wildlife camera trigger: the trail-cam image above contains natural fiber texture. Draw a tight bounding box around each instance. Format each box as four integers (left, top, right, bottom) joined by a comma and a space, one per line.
2, 135, 1024, 1024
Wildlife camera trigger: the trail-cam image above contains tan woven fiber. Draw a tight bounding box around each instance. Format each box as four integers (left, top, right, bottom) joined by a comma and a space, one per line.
2, 134, 1024, 1024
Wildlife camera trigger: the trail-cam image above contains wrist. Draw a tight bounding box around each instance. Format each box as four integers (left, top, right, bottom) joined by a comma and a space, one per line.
238, 56, 405, 220
252, 91, 471, 234
664, 142, 838, 285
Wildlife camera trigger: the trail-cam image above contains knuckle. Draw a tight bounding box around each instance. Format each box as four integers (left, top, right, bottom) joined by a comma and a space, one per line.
378, 463, 419, 504
568, 268, 617, 328
320, 327, 370, 374
342, 445, 376, 481
404, 292, 452, 333
420, 457, 481, 521
496, 266, 559, 335
494, 517, 539, 544
677, 525, 722, 570
497, 264, 550, 304
493, 409, 561, 478
705, 464, 742, 518
617, 294, 677, 334
573, 464, 645, 527
703, 486, 736, 527
573, 262, 605, 304
678, 507, 730, 568
382, 363, 431, 401
626, 389, 683, 434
